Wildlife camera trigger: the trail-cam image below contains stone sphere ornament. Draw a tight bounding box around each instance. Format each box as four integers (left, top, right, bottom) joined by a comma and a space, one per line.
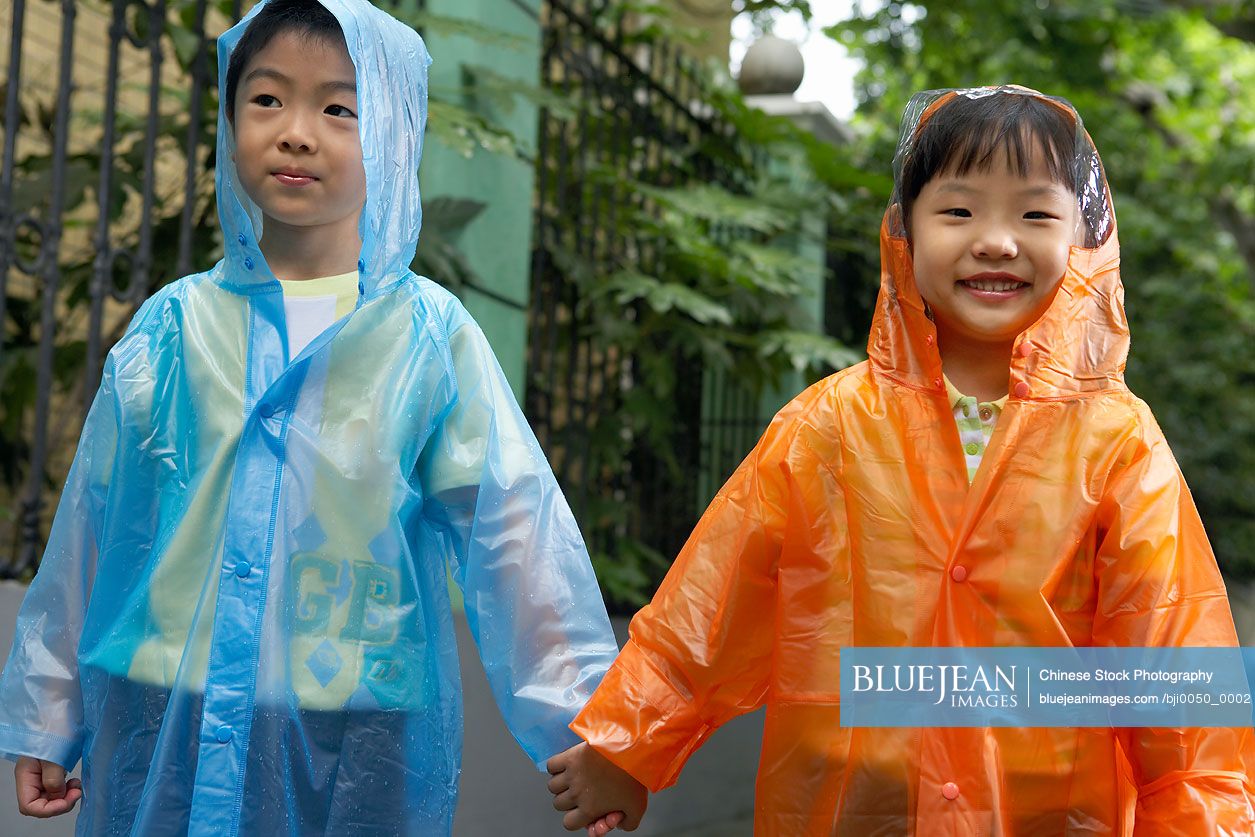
737, 34, 805, 96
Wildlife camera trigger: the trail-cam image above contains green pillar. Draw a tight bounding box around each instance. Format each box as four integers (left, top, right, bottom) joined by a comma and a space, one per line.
420, 0, 541, 402
758, 148, 829, 419
418, 1, 542, 608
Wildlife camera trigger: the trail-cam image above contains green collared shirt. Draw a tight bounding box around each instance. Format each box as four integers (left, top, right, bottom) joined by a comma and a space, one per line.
944, 375, 1008, 483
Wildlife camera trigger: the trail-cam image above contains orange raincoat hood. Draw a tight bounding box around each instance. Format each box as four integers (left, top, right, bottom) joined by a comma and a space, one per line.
871, 86, 1126, 401
572, 87, 1254, 835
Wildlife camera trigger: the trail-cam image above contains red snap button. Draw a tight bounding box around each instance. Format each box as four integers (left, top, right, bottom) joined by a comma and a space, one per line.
942, 782, 960, 800
1017, 342, 1033, 357
1013, 381, 1030, 398
925, 334, 935, 346
932, 377, 942, 389
950, 565, 968, 582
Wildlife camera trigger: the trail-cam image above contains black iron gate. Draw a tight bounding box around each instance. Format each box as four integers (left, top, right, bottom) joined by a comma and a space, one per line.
1, 0, 235, 577
526, 0, 766, 578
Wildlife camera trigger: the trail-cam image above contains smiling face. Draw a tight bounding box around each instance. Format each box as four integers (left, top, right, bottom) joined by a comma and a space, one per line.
909, 142, 1080, 353
231, 30, 365, 251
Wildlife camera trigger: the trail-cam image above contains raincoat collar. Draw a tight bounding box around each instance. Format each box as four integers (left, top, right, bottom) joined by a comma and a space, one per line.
868, 86, 1128, 400
214, 0, 432, 298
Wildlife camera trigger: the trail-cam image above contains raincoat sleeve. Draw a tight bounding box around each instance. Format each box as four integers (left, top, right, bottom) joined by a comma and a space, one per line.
0, 356, 122, 770
570, 389, 804, 792
418, 300, 617, 770
1092, 411, 1255, 834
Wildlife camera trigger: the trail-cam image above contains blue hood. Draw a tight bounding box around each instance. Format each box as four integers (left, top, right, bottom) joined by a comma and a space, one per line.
215, 0, 432, 295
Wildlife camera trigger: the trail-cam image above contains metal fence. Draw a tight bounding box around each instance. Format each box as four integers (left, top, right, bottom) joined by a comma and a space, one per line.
1, 0, 238, 577
526, 0, 765, 569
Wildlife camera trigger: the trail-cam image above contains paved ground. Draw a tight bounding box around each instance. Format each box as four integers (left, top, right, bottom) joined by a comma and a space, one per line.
670, 819, 755, 836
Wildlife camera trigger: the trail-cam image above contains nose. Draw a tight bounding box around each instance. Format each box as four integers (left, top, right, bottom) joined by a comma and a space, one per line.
971, 226, 1017, 260
277, 112, 316, 153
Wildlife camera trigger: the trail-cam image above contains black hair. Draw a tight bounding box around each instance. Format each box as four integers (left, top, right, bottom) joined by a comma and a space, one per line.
899, 93, 1078, 226
224, 0, 346, 123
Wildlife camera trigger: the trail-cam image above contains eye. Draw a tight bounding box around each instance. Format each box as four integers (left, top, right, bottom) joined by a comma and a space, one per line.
252, 93, 279, 108
942, 208, 971, 218
1024, 211, 1058, 221
325, 104, 358, 118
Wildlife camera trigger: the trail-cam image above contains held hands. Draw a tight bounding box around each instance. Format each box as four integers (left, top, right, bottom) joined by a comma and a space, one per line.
547, 741, 647, 835
15, 756, 82, 818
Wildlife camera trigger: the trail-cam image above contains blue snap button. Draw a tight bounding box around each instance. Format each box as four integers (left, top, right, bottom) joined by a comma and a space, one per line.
215, 725, 233, 743
237, 234, 247, 246
244, 257, 255, 271
258, 403, 276, 419
356, 258, 364, 271
235, 561, 252, 578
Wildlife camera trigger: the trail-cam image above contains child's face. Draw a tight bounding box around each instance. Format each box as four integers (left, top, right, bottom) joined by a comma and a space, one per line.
909, 142, 1079, 349
232, 31, 365, 249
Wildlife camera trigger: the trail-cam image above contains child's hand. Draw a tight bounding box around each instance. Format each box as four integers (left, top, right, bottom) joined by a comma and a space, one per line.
587, 811, 624, 836
14, 756, 82, 818
546, 741, 647, 832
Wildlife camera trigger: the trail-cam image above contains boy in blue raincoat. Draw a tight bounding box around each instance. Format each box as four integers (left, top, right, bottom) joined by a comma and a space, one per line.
0, 0, 618, 834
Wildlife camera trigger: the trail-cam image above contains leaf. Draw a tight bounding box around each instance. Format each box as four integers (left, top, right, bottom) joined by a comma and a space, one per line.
635, 182, 789, 234
422, 196, 488, 237
426, 100, 527, 160
390, 9, 531, 52
727, 240, 812, 296
603, 271, 734, 325
757, 330, 863, 373
459, 66, 579, 121
167, 24, 203, 71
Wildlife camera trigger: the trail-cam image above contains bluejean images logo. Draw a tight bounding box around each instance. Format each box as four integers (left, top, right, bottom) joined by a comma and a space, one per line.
851, 662, 1019, 708
841, 647, 1255, 728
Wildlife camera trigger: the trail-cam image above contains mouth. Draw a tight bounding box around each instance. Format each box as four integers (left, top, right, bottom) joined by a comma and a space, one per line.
272, 170, 318, 186
957, 272, 1030, 297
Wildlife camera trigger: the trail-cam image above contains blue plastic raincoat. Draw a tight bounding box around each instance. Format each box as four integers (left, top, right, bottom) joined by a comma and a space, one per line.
0, 1, 617, 834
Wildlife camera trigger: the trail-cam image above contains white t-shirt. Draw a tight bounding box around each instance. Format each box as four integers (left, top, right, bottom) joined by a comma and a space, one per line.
278, 271, 359, 358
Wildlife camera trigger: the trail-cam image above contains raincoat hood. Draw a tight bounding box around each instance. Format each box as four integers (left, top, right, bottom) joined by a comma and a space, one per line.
216, 0, 432, 295
870, 85, 1128, 399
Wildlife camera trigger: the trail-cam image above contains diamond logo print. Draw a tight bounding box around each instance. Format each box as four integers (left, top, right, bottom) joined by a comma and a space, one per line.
305, 639, 343, 688
293, 515, 327, 552
367, 528, 401, 564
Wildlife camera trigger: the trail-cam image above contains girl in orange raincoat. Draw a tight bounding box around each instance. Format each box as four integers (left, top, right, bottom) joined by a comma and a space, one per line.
546, 86, 1255, 836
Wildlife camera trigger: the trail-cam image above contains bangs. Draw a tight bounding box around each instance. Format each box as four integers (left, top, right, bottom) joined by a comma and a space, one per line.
937, 114, 1074, 185
901, 93, 1079, 221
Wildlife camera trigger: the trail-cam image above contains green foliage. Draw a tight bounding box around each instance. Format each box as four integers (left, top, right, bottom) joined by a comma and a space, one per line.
827, 0, 1255, 574
426, 100, 526, 160
590, 540, 671, 611
600, 271, 735, 326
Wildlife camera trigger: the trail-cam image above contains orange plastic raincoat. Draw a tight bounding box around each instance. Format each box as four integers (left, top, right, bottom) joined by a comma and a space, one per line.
571, 87, 1255, 835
